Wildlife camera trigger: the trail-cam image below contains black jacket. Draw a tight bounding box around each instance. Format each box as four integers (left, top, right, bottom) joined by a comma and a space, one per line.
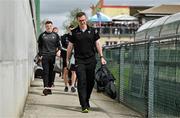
38, 31, 61, 56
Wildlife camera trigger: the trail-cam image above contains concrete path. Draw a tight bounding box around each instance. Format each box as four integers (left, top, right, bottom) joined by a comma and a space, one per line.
22, 76, 142, 118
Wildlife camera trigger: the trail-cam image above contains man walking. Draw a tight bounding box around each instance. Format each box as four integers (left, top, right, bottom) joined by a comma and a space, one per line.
66, 12, 106, 113
38, 21, 61, 95
61, 25, 76, 92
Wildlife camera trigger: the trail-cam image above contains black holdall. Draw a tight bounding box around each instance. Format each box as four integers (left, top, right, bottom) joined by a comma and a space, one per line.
34, 54, 43, 79
95, 65, 108, 91
105, 81, 117, 99
95, 64, 117, 99
34, 63, 43, 78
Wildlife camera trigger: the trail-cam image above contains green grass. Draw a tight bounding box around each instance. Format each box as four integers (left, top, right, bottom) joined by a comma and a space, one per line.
107, 64, 131, 91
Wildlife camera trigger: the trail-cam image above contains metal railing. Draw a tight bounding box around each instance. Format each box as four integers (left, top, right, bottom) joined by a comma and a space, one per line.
98, 34, 180, 118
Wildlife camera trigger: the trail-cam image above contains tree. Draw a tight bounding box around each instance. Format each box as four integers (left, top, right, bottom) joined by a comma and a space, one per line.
62, 8, 82, 31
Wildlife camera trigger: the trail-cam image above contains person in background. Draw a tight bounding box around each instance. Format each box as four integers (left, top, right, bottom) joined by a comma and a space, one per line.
38, 21, 61, 95
68, 49, 77, 92
66, 12, 106, 113
53, 27, 59, 34
61, 25, 76, 92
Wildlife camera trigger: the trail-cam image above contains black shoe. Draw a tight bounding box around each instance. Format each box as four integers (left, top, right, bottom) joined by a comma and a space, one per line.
71, 87, 76, 92
64, 86, 68, 92
48, 89, 52, 95
82, 108, 89, 113
43, 89, 49, 96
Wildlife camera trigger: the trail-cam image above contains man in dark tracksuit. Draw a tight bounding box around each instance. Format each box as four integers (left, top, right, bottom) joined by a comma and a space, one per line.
38, 21, 61, 96
66, 12, 106, 113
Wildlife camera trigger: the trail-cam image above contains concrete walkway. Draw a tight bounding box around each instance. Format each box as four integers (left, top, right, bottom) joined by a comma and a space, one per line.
22, 76, 142, 118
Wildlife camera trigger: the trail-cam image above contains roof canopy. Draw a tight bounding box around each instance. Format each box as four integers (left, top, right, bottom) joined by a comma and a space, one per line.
139, 4, 180, 14
112, 15, 138, 21
89, 12, 111, 22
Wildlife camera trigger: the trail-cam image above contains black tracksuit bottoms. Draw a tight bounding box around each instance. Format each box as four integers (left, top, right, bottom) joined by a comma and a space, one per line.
42, 55, 56, 88
76, 62, 96, 109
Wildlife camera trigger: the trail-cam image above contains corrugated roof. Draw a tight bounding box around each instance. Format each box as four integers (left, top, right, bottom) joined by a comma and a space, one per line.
112, 15, 137, 21
139, 4, 180, 14
103, 0, 180, 7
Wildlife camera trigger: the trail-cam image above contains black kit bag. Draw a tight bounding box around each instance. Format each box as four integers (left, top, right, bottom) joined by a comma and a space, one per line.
34, 54, 43, 79
95, 65, 108, 92
95, 65, 117, 99
34, 64, 43, 78
105, 81, 117, 99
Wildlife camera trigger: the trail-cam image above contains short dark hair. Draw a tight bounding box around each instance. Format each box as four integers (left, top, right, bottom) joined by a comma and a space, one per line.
53, 27, 58, 30
45, 20, 53, 25
76, 12, 86, 18
68, 25, 74, 29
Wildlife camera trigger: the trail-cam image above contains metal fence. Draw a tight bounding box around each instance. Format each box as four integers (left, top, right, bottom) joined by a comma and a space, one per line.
99, 34, 180, 118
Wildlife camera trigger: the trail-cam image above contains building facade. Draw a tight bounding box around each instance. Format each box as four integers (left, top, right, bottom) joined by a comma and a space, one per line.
90, 0, 151, 46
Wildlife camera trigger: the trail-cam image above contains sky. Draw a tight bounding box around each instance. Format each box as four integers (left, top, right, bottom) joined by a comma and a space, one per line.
40, 0, 180, 34
40, 0, 98, 34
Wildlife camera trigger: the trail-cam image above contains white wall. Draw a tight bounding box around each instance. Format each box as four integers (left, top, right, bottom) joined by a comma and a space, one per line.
0, 0, 36, 117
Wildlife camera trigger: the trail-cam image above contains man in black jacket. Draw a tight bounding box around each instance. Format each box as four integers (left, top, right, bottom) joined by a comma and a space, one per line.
38, 20, 61, 95
66, 12, 106, 113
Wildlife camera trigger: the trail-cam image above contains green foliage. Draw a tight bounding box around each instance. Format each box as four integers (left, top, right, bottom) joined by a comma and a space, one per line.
62, 8, 82, 31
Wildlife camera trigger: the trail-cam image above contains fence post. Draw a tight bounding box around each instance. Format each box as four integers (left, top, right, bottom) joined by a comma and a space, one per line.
120, 46, 125, 101
148, 41, 155, 118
